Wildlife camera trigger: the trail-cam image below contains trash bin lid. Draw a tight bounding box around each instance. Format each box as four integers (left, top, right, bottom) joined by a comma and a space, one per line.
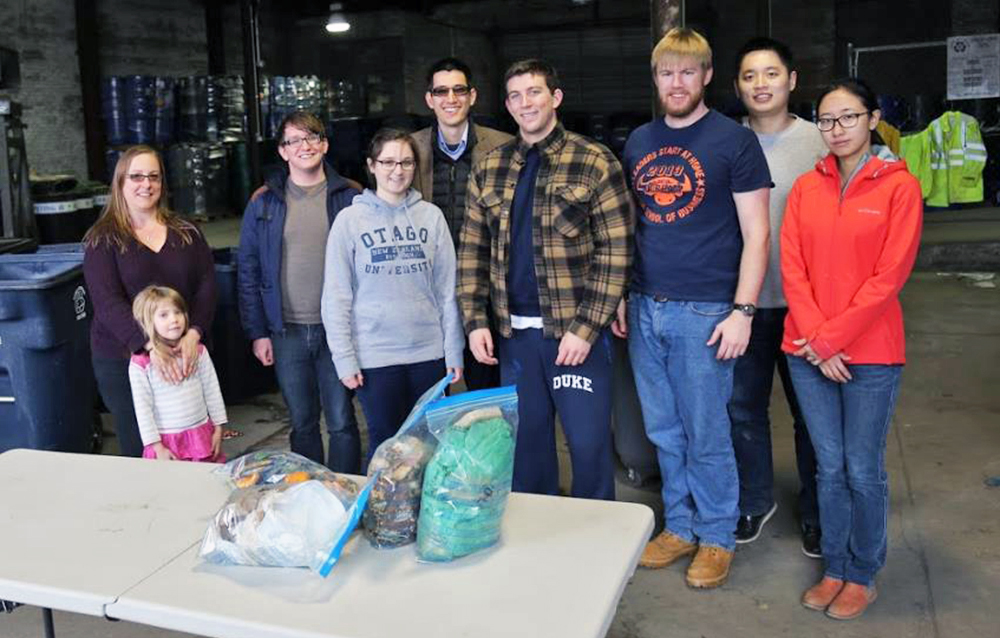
0, 257, 83, 290
0, 238, 38, 254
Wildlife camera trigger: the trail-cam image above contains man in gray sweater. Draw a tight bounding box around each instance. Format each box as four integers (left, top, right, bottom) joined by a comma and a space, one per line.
729, 38, 829, 556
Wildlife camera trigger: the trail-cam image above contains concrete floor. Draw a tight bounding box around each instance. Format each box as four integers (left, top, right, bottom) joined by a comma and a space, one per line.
3, 216, 999, 637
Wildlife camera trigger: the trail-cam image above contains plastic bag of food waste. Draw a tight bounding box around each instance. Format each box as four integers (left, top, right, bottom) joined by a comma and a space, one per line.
363, 374, 452, 548
200, 450, 369, 576
416, 385, 518, 562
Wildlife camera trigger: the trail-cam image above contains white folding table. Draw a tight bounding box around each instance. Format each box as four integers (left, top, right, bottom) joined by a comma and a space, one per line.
0, 449, 653, 638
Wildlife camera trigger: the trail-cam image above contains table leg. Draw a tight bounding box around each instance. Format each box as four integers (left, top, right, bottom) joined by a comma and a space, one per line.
43, 607, 55, 638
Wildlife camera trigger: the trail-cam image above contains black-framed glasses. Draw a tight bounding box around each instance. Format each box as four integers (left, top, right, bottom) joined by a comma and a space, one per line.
429, 84, 472, 98
374, 159, 416, 171
127, 172, 162, 184
816, 111, 870, 132
280, 133, 325, 148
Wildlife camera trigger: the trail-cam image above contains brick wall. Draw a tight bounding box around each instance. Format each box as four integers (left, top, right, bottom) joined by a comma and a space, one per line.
0, 0, 87, 177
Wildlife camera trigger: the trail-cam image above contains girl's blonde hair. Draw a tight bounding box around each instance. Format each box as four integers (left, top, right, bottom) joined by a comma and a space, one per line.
83, 145, 196, 252
132, 285, 189, 358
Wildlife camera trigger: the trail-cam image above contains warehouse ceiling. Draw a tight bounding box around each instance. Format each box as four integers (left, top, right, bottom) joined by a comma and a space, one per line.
266, 0, 648, 32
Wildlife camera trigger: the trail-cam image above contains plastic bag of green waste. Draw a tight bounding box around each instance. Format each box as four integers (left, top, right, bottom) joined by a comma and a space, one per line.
416, 385, 518, 562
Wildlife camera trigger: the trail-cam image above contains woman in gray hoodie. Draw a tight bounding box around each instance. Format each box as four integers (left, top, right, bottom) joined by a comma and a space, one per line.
322, 128, 464, 460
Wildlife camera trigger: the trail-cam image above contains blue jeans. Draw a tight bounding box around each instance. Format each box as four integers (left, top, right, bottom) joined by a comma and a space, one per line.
787, 356, 901, 586
628, 295, 739, 549
271, 323, 360, 473
356, 358, 445, 465
729, 307, 818, 524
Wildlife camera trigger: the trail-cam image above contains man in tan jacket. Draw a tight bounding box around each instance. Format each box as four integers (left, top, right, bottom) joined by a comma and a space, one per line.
412, 57, 512, 390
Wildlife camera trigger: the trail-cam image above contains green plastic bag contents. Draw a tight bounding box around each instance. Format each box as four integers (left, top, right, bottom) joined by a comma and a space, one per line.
416, 385, 519, 562
363, 374, 452, 548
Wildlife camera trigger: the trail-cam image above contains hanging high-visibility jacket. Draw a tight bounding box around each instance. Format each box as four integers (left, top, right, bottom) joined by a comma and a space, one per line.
876, 120, 902, 156
926, 111, 987, 207
899, 130, 932, 198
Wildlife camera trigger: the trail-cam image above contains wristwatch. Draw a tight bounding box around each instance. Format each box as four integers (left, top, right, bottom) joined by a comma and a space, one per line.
733, 303, 756, 317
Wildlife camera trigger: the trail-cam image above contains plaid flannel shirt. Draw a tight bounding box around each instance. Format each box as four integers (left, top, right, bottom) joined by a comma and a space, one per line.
458, 123, 634, 344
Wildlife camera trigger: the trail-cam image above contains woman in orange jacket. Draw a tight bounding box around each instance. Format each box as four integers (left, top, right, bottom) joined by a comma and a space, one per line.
780, 79, 922, 620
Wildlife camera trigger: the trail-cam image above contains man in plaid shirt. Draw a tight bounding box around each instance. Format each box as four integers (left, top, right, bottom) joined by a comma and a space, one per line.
458, 58, 633, 500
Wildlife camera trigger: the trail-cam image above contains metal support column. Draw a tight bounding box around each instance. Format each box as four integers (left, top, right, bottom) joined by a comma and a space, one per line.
206, 0, 226, 76
241, 0, 263, 189
649, 0, 684, 116
0, 99, 34, 239
75, 0, 105, 182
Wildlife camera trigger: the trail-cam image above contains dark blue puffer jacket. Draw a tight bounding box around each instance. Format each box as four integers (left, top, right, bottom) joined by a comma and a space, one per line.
237, 163, 359, 340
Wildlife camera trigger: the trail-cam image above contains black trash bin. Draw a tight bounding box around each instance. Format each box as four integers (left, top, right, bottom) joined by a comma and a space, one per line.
211, 247, 276, 403
611, 336, 661, 488
0, 253, 94, 453
0, 238, 37, 254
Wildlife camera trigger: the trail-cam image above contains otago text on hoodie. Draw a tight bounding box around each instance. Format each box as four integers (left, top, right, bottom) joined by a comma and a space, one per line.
321, 189, 465, 379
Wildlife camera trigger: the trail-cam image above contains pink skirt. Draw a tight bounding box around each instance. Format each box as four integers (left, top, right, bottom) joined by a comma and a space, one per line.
142, 420, 226, 463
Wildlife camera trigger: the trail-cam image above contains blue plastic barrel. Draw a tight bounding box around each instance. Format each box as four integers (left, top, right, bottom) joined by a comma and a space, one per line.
101, 77, 129, 145
0, 253, 94, 453
154, 76, 176, 145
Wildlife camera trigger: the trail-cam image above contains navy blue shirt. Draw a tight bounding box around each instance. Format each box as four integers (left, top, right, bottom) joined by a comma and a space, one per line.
623, 110, 771, 301
507, 146, 542, 315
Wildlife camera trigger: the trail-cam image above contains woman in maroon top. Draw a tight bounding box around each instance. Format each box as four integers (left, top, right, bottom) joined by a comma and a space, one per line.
83, 145, 217, 457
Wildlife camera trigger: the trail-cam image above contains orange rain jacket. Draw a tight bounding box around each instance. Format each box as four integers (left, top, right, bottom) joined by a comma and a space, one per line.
780, 149, 923, 364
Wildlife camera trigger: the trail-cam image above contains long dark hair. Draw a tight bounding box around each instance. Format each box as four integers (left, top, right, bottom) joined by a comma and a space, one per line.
816, 78, 885, 146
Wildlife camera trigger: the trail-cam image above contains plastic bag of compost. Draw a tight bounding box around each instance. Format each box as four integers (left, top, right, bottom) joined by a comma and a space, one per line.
416, 385, 519, 562
363, 374, 453, 548
200, 450, 370, 576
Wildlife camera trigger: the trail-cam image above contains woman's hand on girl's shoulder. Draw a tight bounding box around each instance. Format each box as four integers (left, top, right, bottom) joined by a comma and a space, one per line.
178, 329, 202, 378
150, 347, 184, 385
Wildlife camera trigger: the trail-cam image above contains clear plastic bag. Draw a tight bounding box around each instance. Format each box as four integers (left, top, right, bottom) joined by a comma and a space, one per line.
416, 386, 519, 562
363, 374, 452, 548
199, 451, 368, 576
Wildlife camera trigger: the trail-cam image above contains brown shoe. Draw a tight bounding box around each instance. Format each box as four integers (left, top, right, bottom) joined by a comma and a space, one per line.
685, 545, 734, 589
638, 532, 697, 569
826, 583, 877, 620
801, 576, 845, 611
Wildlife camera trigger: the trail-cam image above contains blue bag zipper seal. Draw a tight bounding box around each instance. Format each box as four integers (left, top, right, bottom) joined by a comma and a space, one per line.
317, 476, 377, 578
426, 385, 517, 412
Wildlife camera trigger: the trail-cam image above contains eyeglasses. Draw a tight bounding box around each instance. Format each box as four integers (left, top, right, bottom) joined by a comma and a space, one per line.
816, 111, 870, 132
127, 173, 162, 184
374, 159, 416, 171
429, 85, 472, 98
280, 133, 325, 148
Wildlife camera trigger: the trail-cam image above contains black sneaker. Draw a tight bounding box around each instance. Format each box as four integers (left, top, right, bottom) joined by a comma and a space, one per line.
735, 503, 777, 544
801, 523, 822, 558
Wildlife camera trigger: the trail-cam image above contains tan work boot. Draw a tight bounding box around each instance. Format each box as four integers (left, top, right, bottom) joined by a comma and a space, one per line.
801, 576, 845, 611
685, 545, 734, 588
638, 532, 697, 569
826, 583, 877, 620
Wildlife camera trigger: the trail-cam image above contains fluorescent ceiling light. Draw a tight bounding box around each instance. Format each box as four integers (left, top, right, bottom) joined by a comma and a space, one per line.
326, 3, 350, 33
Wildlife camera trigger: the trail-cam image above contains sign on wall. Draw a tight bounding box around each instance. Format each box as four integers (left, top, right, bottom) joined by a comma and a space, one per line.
947, 34, 1000, 100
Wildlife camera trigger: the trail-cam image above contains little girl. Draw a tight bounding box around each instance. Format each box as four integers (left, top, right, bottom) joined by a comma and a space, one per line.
129, 285, 228, 462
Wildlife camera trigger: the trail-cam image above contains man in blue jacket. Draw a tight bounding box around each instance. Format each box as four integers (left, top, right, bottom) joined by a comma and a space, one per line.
237, 111, 361, 473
